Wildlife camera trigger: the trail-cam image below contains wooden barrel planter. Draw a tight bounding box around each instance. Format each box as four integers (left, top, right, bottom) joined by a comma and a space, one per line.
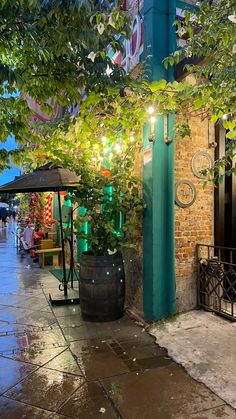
79, 252, 125, 322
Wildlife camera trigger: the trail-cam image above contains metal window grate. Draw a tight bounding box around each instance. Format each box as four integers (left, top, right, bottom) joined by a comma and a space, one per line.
197, 244, 236, 321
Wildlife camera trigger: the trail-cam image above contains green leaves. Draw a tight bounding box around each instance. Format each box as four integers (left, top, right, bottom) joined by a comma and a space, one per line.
149, 80, 167, 92
0, 0, 235, 184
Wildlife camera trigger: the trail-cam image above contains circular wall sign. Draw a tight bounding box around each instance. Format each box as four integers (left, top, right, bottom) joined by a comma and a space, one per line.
191, 151, 213, 179
175, 180, 196, 208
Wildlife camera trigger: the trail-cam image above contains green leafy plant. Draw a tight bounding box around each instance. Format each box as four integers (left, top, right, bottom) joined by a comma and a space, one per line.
1, 0, 236, 184
0, 0, 131, 167
70, 139, 143, 256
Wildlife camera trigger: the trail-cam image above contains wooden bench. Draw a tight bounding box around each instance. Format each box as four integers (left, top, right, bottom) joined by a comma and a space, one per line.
35, 248, 62, 268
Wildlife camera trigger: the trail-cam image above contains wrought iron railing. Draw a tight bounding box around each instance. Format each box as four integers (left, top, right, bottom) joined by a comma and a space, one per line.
197, 244, 236, 321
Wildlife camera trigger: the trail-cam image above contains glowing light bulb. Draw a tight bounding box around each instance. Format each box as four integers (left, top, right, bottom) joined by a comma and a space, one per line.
150, 116, 156, 123
102, 136, 106, 143
148, 106, 155, 115
92, 157, 96, 161
130, 135, 135, 142
104, 147, 108, 153
114, 144, 121, 152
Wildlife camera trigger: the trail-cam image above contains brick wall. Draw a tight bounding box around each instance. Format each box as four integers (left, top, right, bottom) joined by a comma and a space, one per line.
175, 115, 215, 312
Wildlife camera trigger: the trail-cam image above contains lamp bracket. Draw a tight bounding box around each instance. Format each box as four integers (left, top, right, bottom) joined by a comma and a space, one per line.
148, 134, 156, 143
164, 136, 172, 144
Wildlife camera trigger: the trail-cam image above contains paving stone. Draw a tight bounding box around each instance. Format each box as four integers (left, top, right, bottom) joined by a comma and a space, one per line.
0, 357, 37, 394
0, 306, 56, 327
70, 339, 130, 379
4, 346, 68, 366
175, 405, 236, 418
4, 367, 84, 411
56, 315, 83, 328
8, 296, 52, 313
0, 326, 67, 354
44, 348, 83, 375
16, 310, 57, 328
58, 381, 119, 418
102, 364, 226, 419
52, 305, 82, 318
0, 396, 52, 419
62, 324, 99, 341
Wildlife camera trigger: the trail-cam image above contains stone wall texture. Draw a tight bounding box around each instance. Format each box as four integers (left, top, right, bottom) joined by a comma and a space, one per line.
174, 115, 215, 313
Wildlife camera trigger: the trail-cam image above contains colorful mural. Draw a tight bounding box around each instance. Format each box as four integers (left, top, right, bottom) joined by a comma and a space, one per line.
112, 0, 144, 72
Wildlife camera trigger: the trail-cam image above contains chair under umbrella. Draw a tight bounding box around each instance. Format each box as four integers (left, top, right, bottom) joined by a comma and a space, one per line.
0, 163, 81, 305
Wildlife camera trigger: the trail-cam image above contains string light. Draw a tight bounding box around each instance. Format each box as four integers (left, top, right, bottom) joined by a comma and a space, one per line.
104, 147, 108, 153
114, 144, 121, 152
102, 136, 106, 143
130, 135, 135, 142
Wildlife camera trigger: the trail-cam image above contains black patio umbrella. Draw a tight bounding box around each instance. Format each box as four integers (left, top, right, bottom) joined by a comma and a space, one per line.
0, 163, 81, 304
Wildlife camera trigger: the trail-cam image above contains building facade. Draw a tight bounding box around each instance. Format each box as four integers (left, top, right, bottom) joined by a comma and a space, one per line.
124, 0, 216, 321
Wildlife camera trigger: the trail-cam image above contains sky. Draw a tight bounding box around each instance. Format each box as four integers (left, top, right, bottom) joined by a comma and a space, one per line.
0, 134, 21, 186
0, 91, 22, 186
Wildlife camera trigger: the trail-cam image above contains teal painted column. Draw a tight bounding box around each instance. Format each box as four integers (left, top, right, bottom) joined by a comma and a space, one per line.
143, 0, 176, 320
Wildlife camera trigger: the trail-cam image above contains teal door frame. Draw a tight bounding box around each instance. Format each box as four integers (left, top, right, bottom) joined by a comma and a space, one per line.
143, 0, 176, 320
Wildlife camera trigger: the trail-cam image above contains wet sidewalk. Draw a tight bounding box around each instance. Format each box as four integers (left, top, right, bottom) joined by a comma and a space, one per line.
0, 224, 235, 419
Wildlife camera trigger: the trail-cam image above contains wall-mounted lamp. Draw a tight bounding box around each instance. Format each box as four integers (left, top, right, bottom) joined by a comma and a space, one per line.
148, 106, 156, 142
164, 114, 172, 144
149, 116, 156, 142
208, 120, 217, 148
147, 109, 173, 144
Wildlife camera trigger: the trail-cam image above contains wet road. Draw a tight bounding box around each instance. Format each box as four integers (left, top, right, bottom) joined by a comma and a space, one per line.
0, 224, 235, 418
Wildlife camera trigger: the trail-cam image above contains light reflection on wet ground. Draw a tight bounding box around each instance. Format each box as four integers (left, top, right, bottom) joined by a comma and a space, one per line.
0, 224, 235, 418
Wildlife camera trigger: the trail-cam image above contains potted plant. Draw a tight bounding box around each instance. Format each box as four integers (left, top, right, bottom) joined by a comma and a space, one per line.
71, 146, 143, 322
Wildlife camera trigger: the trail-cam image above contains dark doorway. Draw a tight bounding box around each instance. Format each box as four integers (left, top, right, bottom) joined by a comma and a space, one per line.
214, 123, 236, 301
214, 122, 236, 248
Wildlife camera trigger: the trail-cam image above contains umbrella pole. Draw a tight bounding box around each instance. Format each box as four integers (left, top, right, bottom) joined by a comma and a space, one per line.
58, 190, 67, 297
